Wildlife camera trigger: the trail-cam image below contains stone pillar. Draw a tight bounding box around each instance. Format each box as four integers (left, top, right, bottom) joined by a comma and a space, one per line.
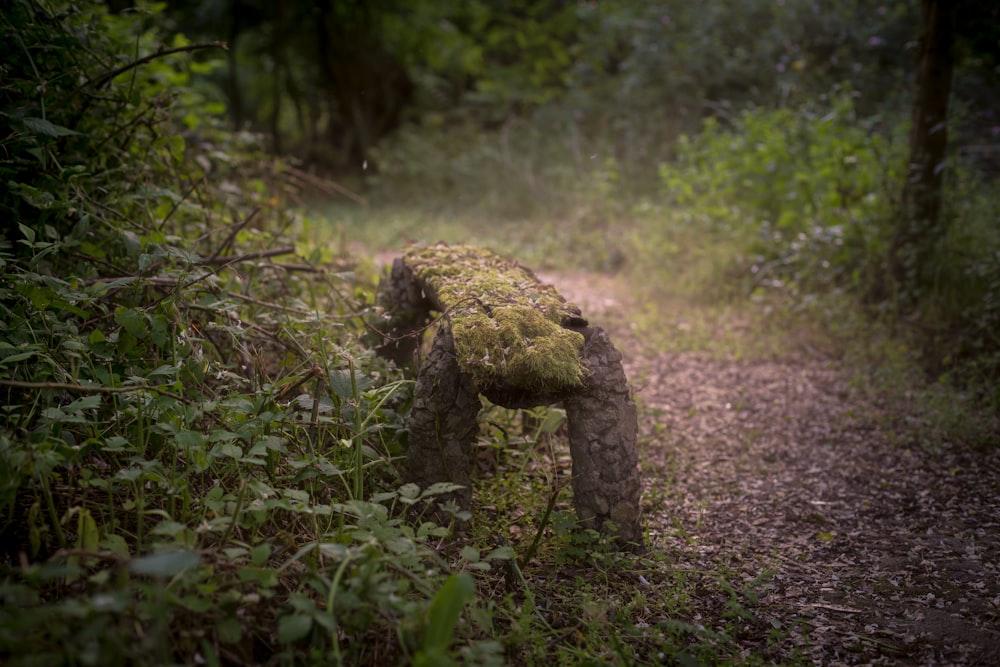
372, 258, 644, 549
403, 325, 481, 511
563, 327, 643, 547
370, 259, 429, 370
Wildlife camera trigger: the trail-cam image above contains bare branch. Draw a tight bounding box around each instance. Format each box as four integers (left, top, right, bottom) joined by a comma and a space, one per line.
89, 42, 228, 90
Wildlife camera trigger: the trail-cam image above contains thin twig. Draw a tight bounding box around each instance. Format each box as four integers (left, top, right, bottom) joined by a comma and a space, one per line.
283, 165, 367, 205
0, 379, 189, 402
89, 42, 227, 90
77, 277, 368, 319
272, 263, 323, 273
199, 245, 294, 266
209, 208, 260, 261
158, 175, 206, 231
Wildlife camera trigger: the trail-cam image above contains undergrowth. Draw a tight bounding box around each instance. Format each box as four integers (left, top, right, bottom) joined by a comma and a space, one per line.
0, 4, 497, 665
0, 3, 772, 665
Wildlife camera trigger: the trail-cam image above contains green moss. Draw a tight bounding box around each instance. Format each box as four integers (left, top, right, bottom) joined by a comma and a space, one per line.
404, 244, 585, 392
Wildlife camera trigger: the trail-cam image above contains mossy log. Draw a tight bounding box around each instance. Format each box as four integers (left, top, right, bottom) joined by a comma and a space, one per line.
371, 244, 643, 548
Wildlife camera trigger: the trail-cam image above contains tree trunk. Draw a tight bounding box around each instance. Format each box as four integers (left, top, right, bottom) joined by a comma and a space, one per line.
225, 0, 244, 131
268, 3, 284, 154
890, 0, 957, 295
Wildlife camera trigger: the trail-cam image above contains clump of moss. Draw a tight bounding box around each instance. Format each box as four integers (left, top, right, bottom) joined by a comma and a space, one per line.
404, 244, 586, 392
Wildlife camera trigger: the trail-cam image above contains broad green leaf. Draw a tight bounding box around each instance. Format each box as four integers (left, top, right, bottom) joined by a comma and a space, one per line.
421, 573, 475, 655
151, 520, 188, 537
64, 395, 101, 413
23, 117, 80, 137
328, 369, 357, 399
128, 549, 200, 577
278, 614, 313, 643
18, 223, 35, 243
250, 542, 272, 566
148, 364, 180, 377
0, 351, 36, 365
485, 546, 515, 560
100, 534, 130, 558
211, 442, 243, 459
217, 616, 243, 644
115, 308, 147, 339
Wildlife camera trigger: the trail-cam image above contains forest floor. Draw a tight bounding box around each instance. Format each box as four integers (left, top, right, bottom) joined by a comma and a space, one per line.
540, 269, 1000, 665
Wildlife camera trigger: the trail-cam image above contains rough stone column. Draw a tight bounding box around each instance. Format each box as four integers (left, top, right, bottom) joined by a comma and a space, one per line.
370, 259, 429, 370
563, 326, 643, 547
404, 325, 481, 510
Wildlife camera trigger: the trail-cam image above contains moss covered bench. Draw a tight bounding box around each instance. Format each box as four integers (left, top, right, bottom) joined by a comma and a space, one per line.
371, 244, 643, 547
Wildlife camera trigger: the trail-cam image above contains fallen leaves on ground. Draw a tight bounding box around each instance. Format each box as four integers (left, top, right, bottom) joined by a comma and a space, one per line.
546, 269, 1000, 665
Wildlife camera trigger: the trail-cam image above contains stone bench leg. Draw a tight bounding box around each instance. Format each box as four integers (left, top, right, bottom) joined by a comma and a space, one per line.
404, 325, 481, 511
563, 327, 643, 546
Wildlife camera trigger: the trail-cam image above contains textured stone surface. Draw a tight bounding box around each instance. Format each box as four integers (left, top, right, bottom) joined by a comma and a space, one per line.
403, 325, 481, 511
564, 327, 643, 545
369, 258, 429, 370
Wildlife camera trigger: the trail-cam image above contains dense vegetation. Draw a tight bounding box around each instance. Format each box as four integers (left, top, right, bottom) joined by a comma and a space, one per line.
1, 0, 998, 665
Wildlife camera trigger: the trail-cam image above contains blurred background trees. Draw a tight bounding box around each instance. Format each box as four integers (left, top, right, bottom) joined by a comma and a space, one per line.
12, 0, 995, 394
163, 0, 952, 174
156, 0, 1000, 400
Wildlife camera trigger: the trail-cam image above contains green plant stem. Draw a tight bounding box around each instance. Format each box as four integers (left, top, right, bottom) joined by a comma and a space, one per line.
325, 552, 355, 667
39, 475, 66, 549
520, 483, 562, 568
0, 379, 188, 401
222, 479, 249, 547
350, 358, 363, 500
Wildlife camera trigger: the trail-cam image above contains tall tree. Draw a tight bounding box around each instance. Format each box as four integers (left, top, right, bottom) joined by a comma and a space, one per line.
890, 0, 957, 295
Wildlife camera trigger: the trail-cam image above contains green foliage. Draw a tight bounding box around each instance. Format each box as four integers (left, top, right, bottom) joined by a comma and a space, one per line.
0, 3, 500, 665
658, 91, 906, 294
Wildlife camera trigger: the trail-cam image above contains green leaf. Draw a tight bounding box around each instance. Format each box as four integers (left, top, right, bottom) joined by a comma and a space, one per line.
129, 549, 200, 577
76, 509, 100, 552
18, 223, 35, 243
484, 546, 515, 560
151, 520, 188, 537
278, 614, 313, 643
537, 407, 566, 434
115, 307, 148, 339
217, 615, 243, 644
0, 351, 36, 365
64, 395, 101, 413
211, 442, 243, 459
100, 534, 130, 558
250, 542, 272, 566
421, 573, 475, 656
11, 183, 54, 209
148, 364, 180, 377
23, 117, 80, 137
328, 369, 357, 399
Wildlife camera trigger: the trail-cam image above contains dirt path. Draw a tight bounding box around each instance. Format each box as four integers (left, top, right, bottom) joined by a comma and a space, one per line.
543, 270, 1000, 665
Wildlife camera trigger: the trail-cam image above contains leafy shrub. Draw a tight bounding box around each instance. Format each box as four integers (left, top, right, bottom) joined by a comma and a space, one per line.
0, 3, 506, 664
651, 90, 1000, 414
657, 91, 906, 295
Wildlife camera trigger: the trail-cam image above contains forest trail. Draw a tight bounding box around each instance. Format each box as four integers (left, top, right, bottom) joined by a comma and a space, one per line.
541, 269, 1000, 665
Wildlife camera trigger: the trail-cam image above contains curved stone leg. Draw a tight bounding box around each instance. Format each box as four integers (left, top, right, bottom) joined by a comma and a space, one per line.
404, 325, 481, 511
563, 327, 643, 548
